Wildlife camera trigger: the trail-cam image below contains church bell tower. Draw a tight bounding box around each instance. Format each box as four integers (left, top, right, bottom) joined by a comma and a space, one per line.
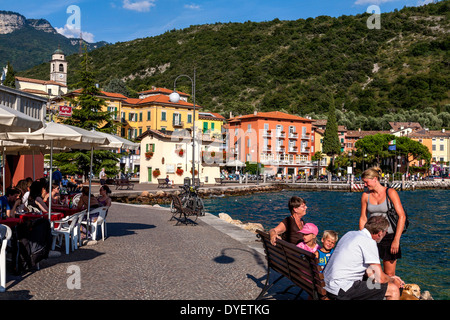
50, 47, 67, 86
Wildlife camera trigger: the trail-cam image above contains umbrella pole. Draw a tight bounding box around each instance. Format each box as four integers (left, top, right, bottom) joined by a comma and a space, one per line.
87, 146, 93, 240
2, 146, 5, 195
48, 140, 53, 221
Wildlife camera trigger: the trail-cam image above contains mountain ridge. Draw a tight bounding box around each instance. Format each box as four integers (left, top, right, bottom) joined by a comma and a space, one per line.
0, 10, 108, 71
16, 1, 450, 126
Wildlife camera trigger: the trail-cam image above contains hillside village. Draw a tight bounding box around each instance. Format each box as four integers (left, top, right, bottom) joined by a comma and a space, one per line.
1, 47, 448, 185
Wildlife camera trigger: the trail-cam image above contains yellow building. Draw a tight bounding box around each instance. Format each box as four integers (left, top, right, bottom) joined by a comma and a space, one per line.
198, 112, 226, 139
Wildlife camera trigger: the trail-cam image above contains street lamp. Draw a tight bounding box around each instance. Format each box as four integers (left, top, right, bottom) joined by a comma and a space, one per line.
169, 69, 196, 185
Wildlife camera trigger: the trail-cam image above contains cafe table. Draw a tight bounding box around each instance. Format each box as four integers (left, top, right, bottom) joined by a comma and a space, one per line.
51, 205, 81, 217
0, 218, 21, 228
19, 212, 64, 223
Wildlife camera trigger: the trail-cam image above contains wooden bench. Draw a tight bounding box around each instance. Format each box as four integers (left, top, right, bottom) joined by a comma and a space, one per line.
157, 178, 170, 188
256, 230, 329, 300
215, 177, 223, 185
169, 194, 198, 226
114, 178, 134, 190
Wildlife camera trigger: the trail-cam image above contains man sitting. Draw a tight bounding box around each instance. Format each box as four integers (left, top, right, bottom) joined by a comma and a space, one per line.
323, 216, 404, 300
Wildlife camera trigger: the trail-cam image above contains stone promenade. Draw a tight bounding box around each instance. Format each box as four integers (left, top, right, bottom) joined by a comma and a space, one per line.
1, 201, 293, 300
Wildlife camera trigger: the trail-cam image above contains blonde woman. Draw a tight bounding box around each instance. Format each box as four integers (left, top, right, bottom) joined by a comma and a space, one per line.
360, 167, 407, 276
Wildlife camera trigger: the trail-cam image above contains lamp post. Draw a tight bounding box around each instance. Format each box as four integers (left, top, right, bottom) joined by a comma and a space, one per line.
169, 69, 196, 185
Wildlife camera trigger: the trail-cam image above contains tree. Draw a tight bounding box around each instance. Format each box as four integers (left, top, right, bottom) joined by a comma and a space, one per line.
354, 133, 394, 167
61, 48, 116, 132
53, 48, 120, 180
311, 151, 324, 179
322, 98, 341, 173
3, 61, 16, 88
397, 136, 431, 174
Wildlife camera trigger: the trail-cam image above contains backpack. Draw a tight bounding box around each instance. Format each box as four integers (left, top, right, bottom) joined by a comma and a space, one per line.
14, 218, 52, 273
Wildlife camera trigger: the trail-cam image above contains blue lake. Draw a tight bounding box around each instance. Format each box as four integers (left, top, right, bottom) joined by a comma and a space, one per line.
202, 189, 450, 300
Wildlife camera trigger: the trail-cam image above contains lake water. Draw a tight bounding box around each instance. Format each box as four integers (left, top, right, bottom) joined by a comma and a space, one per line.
202, 189, 450, 300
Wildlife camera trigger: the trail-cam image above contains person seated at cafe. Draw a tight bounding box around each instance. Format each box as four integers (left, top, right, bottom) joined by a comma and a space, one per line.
27, 181, 48, 213
97, 185, 112, 208
69, 176, 81, 193
77, 186, 100, 211
0, 187, 22, 217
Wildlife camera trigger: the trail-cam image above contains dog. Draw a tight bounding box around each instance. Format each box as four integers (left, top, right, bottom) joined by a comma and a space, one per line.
400, 284, 433, 300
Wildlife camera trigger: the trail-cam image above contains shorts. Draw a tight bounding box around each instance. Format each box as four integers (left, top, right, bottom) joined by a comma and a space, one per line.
377, 233, 402, 261
335, 280, 388, 300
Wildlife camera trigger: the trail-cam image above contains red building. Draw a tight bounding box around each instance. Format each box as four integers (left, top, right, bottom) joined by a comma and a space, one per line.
227, 111, 314, 176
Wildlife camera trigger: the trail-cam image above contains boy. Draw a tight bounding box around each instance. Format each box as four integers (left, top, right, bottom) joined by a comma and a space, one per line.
316, 230, 338, 272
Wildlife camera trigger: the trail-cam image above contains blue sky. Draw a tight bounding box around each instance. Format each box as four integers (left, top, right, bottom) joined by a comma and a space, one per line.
2, 0, 436, 43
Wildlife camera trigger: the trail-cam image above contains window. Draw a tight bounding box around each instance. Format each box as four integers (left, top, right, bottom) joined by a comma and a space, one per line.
147, 111, 151, 121
211, 122, 215, 131
187, 114, 192, 123
440, 145, 444, 151
173, 113, 181, 125
59, 64, 64, 72
161, 111, 166, 121
139, 112, 143, 122
146, 144, 155, 152
432, 145, 436, 151
203, 122, 208, 133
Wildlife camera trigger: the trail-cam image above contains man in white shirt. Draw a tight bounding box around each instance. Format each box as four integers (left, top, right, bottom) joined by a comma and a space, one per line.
324, 216, 404, 300
99, 168, 107, 186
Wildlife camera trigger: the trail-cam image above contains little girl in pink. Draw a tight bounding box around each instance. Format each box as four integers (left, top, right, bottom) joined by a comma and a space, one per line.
296, 223, 320, 253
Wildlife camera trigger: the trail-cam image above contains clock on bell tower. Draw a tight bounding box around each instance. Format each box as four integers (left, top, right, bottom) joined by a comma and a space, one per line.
50, 47, 67, 86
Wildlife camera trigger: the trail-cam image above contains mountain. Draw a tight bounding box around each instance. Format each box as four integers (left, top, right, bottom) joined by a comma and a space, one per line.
0, 11, 108, 71
18, 1, 449, 123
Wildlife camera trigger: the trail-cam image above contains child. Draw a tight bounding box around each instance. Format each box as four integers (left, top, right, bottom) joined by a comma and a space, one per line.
315, 230, 338, 272
296, 223, 320, 253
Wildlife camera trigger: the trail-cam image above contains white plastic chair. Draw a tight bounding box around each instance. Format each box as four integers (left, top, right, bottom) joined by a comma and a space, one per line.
81, 207, 108, 241
51, 211, 85, 254
0, 224, 12, 292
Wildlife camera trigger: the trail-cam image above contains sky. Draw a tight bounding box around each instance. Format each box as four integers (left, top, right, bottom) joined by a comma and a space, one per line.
1, 0, 437, 43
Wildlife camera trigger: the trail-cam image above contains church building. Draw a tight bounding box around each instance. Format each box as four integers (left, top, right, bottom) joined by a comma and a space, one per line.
15, 47, 68, 99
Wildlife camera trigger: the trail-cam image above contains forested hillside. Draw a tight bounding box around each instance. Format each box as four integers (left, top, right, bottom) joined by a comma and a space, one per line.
19, 1, 449, 129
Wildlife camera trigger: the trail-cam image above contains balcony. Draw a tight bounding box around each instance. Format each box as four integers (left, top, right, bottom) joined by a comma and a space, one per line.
263, 130, 272, 138
173, 120, 184, 128
276, 145, 285, 153
288, 132, 298, 139
301, 134, 310, 140
263, 145, 272, 152
288, 146, 298, 153
276, 131, 286, 139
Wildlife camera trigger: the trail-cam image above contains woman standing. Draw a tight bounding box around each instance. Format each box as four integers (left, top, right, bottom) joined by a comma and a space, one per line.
360, 167, 407, 276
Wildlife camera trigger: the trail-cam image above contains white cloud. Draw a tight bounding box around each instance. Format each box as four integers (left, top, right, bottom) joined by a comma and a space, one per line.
416, 0, 434, 6
122, 0, 156, 12
55, 25, 95, 43
184, 4, 201, 10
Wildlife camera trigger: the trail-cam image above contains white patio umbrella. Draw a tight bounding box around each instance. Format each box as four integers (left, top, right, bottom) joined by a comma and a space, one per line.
89, 130, 139, 151
4, 122, 110, 222
0, 105, 43, 132
0, 106, 43, 195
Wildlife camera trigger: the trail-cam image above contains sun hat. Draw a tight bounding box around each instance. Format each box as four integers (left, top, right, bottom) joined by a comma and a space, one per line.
298, 223, 318, 235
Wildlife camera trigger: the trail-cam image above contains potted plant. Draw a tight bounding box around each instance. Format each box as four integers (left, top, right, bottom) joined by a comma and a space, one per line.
176, 168, 184, 176
176, 149, 184, 157
145, 151, 153, 159
152, 169, 161, 178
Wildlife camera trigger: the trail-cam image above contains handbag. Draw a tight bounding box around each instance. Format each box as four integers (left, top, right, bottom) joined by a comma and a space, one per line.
385, 187, 409, 234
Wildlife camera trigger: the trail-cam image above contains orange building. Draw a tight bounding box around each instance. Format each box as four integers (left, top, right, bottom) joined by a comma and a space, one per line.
227, 111, 314, 176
